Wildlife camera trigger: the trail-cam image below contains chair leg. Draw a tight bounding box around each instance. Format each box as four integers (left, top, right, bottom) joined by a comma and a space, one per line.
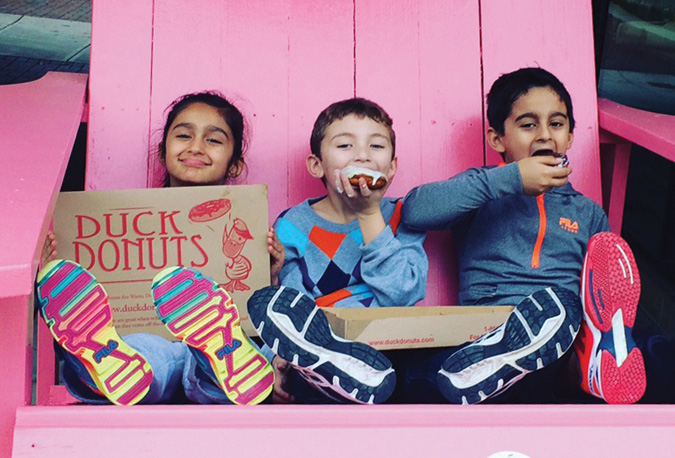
0, 295, 32, 458
600, 138, 632, 234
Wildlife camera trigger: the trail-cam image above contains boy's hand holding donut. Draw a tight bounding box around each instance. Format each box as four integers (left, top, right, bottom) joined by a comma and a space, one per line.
518, 155, 572, 196
334, 166, 388, 210
335, 166, 392, 244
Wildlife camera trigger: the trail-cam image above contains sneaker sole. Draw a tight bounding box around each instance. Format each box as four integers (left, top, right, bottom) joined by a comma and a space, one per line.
152, 266, 273, 405
247, 286, 396, 404
438, 287, 581, 404
580, 232, 646, 404
36, 260, 153, 405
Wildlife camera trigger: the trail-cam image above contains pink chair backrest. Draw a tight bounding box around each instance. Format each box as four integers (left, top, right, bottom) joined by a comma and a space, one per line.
86, 0, 601, 306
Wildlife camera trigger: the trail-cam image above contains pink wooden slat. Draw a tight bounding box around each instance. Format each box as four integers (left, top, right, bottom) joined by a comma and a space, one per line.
149, 0, 291, 220
599, 135, 631, 234
480, 0, 602, 205
597, 98, 675, 234
87, 0, 153, 190
0, 296, 32, 458
286, 0, 355, 211
355, 0, 483, 305
418, 0, 483, 177
0, 72, 86, 458
354, 0, 423, 199
34, 319, 55, 406
0, 73, 87, 298
417, 0, 483, 305
13, 405, 675, 457
598, 98, 675, 163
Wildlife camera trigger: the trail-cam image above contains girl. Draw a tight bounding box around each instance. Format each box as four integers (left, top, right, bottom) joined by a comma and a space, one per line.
37, 91, 283, 406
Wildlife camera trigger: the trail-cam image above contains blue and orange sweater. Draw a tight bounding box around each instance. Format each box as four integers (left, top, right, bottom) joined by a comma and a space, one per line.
275, 197, 428, 308
402, 162, 610, 305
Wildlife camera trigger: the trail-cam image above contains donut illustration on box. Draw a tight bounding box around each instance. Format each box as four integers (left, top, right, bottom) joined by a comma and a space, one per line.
188, 198, 232, 222
188, 198, 256, 292
221, 218, 254, 292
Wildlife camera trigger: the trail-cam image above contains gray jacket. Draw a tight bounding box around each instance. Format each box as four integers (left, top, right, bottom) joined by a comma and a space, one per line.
402, 162, 610, 305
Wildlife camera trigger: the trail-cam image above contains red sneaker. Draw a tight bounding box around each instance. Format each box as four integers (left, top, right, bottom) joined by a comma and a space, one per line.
575, 232, 646, 404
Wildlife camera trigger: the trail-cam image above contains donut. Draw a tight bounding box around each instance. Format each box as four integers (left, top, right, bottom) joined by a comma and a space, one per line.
341, 166, 388, 190
532, 149, 569, 167
188, 198, 232, 222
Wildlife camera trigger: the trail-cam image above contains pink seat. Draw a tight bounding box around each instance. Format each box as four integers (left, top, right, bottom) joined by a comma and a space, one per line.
2, 1, 675, 457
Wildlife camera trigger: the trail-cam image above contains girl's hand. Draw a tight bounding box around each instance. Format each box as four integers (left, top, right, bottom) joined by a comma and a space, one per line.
271, 356, 295, 404
268, 227, 284, 286
41, 231, 58, 267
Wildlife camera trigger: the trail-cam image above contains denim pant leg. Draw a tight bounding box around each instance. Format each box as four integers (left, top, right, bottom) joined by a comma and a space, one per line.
59, 344, 109, 405
124, 333, 187, 403
181, 350, 232, 404
182, 337, 273, 404
61, 333, 187, 404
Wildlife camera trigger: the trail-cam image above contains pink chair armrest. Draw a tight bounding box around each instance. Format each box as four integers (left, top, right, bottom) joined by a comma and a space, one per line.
598, 98, 675, 162
0, 72, 87, 299
597, 98, 675, 233
0, 72, 86, 457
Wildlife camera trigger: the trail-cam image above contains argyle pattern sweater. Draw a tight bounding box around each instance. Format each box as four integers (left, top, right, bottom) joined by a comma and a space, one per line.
274, 197, 428, 308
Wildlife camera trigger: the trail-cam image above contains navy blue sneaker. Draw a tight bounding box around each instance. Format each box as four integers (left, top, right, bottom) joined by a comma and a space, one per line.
247, 285, 396, 404
437, 286, 582, 404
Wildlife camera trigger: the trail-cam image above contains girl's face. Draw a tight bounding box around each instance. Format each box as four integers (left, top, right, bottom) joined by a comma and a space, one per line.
164, 102, 237, 187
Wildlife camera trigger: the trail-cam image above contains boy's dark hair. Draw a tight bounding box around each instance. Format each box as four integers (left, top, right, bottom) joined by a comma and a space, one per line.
487, 67, 575, 136
158, 91, 248, 187
310, 97, 396, 159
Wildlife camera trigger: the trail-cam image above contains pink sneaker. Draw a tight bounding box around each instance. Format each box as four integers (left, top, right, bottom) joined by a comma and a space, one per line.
152, 266, 274, 405
36, 260, 153, 405
575, 232, 646, 404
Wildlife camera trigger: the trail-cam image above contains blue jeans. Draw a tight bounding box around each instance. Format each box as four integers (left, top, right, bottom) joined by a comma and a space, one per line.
61, 333, 239, 404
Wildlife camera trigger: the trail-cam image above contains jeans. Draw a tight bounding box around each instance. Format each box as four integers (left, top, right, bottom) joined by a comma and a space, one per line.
61, 333, 237, 404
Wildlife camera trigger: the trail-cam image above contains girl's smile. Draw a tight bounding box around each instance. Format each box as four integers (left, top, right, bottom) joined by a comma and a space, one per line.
165, 102, 235, 187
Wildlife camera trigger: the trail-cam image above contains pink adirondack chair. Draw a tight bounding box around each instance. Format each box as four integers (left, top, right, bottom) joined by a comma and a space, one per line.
2, 0, 675, 457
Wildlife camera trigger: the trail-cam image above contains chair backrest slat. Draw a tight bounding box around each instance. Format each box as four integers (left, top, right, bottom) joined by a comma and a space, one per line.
481, 0, 602, 202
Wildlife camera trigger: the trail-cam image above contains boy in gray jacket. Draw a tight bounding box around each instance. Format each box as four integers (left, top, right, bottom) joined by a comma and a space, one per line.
402, 67, 646, 404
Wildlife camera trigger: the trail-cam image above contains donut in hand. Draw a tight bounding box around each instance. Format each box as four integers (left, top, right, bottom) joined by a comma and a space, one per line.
532, 149, 569, 167
341, 166, 388, 190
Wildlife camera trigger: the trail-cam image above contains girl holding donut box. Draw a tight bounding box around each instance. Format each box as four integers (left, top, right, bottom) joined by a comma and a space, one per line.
36, 92, 283, 406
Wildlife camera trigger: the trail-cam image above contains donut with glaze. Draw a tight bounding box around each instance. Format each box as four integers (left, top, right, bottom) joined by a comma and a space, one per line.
341, 166, 388, 190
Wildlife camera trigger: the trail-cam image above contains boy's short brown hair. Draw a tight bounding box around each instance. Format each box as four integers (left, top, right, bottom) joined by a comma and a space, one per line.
310, 98, 396, 159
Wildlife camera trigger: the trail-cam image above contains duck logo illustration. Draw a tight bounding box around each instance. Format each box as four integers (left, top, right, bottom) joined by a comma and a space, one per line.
222, 218, 254, 292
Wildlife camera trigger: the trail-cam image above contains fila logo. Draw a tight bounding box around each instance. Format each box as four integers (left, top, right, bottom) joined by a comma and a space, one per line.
216, 339, 242, 359
559, 217, 579, 234
94, 340, 119, 363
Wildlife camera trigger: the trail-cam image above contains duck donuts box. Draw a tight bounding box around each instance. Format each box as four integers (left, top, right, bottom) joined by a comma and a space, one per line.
52, 185, 270, 338
323, 305, 514, 350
